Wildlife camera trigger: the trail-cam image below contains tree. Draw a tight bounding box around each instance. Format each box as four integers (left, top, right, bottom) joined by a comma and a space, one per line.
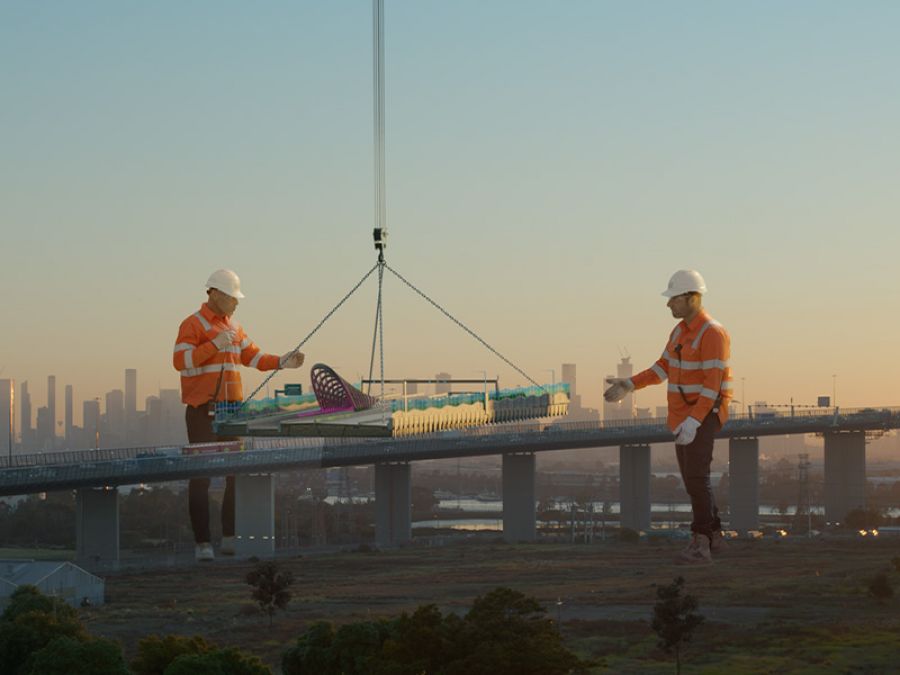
131, 634, 212, 675
0, 587, 87, 675
868, 573, 894, 604
27, 636, 128, 675
164, 647, 270, 675
281, 588, 584, 675
246, 561, 294, 627
2, 585, 77, 623
281, 621, 337, 675
651, 577, 704, 675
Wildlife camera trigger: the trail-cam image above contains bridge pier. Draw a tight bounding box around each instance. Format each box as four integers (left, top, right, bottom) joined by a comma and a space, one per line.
728, 437, 759, 533
824, 431, 866, 524
76, 487, 119, 568
502, 452, 536, 542
234, 474, 275, 557
619, 444, 651, 531
375, 462, 411, 547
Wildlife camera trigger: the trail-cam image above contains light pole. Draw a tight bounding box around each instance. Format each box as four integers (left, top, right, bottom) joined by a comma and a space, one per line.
741, 377, 746, 416
832, 374, 837, 408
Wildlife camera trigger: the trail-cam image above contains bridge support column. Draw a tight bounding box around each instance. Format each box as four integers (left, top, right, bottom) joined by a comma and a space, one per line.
76, 487, 119, 568
728, 437, 759, 533
619, 445, 651, 532
375, 462, 411, 547
502, 452, 536, 542
234, 474, 275, 557
824, 431, 866, 524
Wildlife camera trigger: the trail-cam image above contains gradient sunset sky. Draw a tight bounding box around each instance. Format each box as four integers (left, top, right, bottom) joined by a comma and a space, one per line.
3, 2, 899, 424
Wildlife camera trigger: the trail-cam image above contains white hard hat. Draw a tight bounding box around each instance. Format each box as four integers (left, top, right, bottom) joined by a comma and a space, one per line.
662, 269, 707, 297
206, 268, 245, 299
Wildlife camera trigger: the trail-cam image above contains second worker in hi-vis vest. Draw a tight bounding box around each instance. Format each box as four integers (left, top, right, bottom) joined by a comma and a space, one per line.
173, 268, 305, 562
604, 269, 733, 565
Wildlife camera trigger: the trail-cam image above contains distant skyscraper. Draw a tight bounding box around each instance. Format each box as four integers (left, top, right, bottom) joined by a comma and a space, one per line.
83, 399, 101, 449
125, 368, 137, 430
65, 384, 74, 445
20, 381, 31, 448
159, 389, 185, 445
36, 406, 52, 451
47, 375, 56, 441
105, 389, 125, 442
1, 379, 14, 458
561, 363, 581, 410
435, 372, 452, 395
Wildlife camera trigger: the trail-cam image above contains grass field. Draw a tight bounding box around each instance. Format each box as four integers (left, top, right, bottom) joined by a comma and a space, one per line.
76, 537, 900, 673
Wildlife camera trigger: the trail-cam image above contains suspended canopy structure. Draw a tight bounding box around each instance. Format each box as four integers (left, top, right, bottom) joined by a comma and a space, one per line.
213, 1, 567, 439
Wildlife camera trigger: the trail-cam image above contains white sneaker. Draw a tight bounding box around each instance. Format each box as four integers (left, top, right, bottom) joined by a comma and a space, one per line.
677, 534, 713, 565
195, 542, 214, 562
221, 536, 236, 556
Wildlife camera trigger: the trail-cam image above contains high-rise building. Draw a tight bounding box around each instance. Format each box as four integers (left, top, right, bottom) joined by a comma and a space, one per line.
159, 389, 186, 445
36, 406, 53, 451
125, 368, 137, 431
603, 357, 634, 422
105, 389, 125, 443
561, 363, 581, 410
435, 372, 452, 395
1, 379, 14, 458
19, 381, 31, 449
83, 399, 101, 449
65, 384, 74, 445
47, 375, 56, 442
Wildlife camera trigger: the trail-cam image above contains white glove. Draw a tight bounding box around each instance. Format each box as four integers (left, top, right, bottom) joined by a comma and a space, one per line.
674, 416, 701, 445
212, 329, 237, 350
279, 351, 305, 369
603, 377, 634, 403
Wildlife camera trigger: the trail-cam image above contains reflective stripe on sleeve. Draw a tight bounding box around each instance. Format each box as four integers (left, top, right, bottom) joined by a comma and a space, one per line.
183, 350, 194, 370
249, 352, 263, 368
651, 364, 667, 381
193, 312, 212, 332
700, 387, 720, 400
691, 320, 722, 350
240, 338, 251, 349
173, 343, 193, 352
181, 363, 239, 378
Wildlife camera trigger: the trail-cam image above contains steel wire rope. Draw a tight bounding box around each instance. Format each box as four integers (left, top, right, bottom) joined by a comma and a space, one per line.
233, 262, 380, 415
384, 264, 545, 390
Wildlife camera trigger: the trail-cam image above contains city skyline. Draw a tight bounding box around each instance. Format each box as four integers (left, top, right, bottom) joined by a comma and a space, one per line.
2, 3, 899, 415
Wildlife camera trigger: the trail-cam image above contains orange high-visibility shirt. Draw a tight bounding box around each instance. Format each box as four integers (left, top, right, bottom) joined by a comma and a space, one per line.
172, 303, 280, 406
630, 310, 733, 431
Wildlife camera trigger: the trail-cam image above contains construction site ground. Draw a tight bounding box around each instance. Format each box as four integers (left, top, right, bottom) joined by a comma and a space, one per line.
80, 537, 900, 673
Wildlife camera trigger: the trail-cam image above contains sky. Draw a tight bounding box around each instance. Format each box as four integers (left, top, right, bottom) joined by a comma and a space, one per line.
2, 1, 899, 426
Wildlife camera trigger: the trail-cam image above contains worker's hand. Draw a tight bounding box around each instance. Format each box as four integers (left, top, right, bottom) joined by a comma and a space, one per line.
603, 377, 634, 403
279, 351, 305, 369
212, 329, 237, 350
674, 416, 701, 445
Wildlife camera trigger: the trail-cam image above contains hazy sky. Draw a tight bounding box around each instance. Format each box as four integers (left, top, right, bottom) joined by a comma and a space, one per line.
3, 2, 899, 425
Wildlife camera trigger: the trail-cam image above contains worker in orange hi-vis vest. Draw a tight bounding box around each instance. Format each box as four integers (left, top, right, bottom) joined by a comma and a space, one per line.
604, 269, 733, 565
173, 268, 305, 562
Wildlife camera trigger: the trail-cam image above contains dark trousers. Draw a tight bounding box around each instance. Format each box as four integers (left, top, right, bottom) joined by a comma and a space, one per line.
675, 413, 722, 538
185, 404, 237, 544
